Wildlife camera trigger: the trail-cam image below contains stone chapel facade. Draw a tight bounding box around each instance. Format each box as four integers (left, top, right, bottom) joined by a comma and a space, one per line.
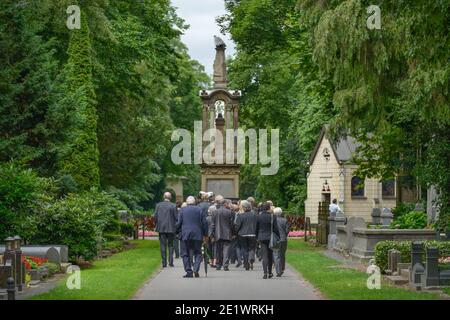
304, 127, 398, 224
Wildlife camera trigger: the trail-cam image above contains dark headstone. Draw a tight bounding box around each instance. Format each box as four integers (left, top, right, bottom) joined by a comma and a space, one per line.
425, 247, 439, 287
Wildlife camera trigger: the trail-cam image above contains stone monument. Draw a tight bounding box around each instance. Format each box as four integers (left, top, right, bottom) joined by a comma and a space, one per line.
199, 36, 241, 199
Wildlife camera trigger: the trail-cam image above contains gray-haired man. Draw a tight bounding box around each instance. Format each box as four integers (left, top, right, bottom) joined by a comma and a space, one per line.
154, 192, 178, 267
211, 195, 235, 271
235, 200, 257, 270
273, 207, 290, 276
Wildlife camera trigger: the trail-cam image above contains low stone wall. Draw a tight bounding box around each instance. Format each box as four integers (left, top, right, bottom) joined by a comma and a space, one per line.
351, 229, 436, 262
334, 226, 437, 262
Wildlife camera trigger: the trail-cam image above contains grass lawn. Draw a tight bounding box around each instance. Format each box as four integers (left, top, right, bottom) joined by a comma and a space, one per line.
287, 239, 442, 300
31, 240, 160, 300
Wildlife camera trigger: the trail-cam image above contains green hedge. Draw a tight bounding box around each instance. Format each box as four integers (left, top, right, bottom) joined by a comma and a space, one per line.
375, 240, 450, 273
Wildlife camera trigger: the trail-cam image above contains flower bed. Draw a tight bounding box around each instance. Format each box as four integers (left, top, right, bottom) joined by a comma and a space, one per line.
137, 230, 158, 237
22, 256, 48, 270
289, 231, 316, 237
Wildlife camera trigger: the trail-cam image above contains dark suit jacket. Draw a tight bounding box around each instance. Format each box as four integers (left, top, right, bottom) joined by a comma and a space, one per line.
198, 201, 211, 218
255, 211, 280, 241
211, 206, 235, 241
154, 201, 177, 233
235, 211, 257, 236
176, 205, 207, 241
276, 216, 290, 242
206, 215, 214, 237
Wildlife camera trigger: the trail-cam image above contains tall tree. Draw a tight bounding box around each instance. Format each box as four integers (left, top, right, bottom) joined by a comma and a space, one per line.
50, 12, 100, 190
0, 0, 57, 171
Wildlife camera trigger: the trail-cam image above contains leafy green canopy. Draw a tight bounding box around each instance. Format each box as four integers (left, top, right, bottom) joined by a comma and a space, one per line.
298, 0, 449, 229
0, 0, 208, 209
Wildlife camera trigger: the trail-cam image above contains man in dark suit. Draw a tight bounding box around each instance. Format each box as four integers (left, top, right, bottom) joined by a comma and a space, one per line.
211, 195, 235, 271
154, 192, 178, 268
198, 191, 211, 218
176, 196, 208, 278
235, 200, 257, 270
256, 202, 280, 279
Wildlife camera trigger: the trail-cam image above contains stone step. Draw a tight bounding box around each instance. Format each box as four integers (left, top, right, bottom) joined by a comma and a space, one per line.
386, 275, 409, 285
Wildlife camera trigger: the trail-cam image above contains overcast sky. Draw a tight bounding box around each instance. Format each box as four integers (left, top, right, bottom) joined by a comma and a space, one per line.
171, 0, 236, 76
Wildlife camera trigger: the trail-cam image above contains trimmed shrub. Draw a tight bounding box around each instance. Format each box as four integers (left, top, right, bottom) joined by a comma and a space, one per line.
0, 162, 57, 241
29, 190, 125, 261
375, 240, 450, 273
42, 262, 60, 275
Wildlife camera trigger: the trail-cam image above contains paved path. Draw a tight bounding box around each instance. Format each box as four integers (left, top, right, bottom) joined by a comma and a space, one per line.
134, 257, 321, 300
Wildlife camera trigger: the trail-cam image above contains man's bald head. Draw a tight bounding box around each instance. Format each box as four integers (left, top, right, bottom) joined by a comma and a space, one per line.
163, 192, 172, 201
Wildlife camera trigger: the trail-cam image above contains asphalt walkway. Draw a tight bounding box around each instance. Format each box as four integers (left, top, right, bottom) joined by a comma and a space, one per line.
134, 255, 321, 300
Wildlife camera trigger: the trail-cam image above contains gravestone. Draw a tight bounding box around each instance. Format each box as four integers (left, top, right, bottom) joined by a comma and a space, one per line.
380, 208, 393, 226
0, 260, 13, 289
415, 203, 425, 212
371, 208, 381, 225
410, 242, 425, 288
386, 249, 400, 275
0, 247, 61, 264
425, 247, 439, 287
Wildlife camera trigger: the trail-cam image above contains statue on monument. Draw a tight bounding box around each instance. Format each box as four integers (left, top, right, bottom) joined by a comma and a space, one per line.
213, 36, 227, 88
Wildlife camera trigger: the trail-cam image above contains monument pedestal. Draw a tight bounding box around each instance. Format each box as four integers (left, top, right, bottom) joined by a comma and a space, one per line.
201, 165, 240, 200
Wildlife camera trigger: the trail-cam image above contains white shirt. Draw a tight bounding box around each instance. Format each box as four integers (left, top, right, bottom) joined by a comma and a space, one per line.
329, 203, 341, 216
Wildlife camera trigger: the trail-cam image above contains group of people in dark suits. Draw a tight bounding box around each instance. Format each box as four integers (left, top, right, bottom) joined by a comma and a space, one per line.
154, 192, 290, 279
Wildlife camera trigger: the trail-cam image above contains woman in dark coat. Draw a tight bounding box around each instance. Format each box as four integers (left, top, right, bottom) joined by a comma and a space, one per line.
255, 202, 280, 279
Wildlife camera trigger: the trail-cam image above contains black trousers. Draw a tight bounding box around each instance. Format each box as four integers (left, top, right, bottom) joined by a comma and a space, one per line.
174, 237, 180, 258
238, 236, 256, 267
260, 240, 274, 275
229, 238, 242, 264
181, 240, 202, 275
207, 239, 216, 261
216, 239, 231, 268
158, 233, 175, 266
